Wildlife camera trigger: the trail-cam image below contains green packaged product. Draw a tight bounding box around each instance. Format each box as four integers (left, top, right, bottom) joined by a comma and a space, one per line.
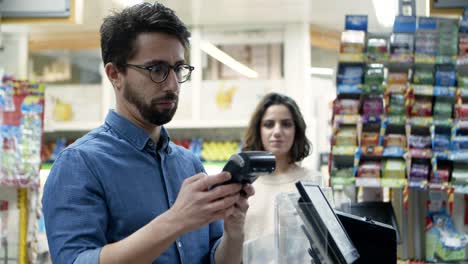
458, 76, 468, 88
361, 84, 385, 94
438, 43, 458, 56
433, 102, 453, 118
364, 66, 385, 85
390, 94, 405, 106
413, 69, 434, 85
331, 167, 354, 178
433, 118, 452, 127
388, 94, 406, 114
388, 105, 406, 115
387, 115, 406, 126
459, 87, 468, 98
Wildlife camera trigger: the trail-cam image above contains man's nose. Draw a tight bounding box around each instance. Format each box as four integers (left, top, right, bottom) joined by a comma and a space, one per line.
163, 69, 180, 91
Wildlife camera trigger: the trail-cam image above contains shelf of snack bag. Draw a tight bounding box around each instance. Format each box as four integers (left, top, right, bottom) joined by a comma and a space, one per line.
330, 14, 468, 262
329, 15, 365, 190
412, 16, 468, 263
42, 137, 242, 175
330, 15, 468, 190
330, 15, 408, 190
452, 16, 468, 195
353, 60, 387, 189
0, 73, 45, 264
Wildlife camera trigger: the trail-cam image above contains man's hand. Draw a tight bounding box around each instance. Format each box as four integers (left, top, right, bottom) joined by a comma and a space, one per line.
213, 184, 255, 264
223, 184, 255, 240
167, 172, 243, 234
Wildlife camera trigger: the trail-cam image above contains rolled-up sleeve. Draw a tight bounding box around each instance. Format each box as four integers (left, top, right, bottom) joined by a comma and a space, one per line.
42, 148, 108, 264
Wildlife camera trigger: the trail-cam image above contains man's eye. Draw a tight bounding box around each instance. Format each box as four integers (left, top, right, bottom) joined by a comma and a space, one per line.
175, 65, 187, 73
149, 64, 165, 73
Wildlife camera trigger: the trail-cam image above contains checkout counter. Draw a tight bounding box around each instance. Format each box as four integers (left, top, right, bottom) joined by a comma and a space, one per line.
243, 181, 398, 264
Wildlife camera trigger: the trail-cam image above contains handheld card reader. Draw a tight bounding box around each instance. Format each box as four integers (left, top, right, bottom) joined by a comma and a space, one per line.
219, 151, 276, 185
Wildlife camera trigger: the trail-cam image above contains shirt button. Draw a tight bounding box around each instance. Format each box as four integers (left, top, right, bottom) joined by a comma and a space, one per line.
177, 241, 182, 248
148, 141, 154, 147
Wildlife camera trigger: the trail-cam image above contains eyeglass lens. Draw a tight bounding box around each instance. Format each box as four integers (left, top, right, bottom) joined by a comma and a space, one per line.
150, 63, 192, 83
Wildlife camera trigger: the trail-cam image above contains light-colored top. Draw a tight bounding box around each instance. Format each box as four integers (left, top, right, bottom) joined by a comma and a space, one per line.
244, 166, 323, 241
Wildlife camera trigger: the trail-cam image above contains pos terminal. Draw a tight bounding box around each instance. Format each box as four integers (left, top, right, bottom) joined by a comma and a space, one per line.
295, 181, 397, 264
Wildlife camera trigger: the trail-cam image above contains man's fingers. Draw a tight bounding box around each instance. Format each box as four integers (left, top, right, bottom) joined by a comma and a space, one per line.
206, 183, 242, 201
242, 184, 255, 198
192, 172, 231, 190
183, 172, 208, 185
206, 192, 239, 212
235, 198, 249, 212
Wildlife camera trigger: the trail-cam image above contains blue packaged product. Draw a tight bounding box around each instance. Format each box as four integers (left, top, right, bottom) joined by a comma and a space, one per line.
460, 17, 468, 33
434, 86, 456, 97
451, 136, 468, 150
435, 67, 456, 87
337, 65, 363, 85
345, 15, 368, 31
393, 16, 417, 33
433, 134, 450, 151
383, 147, 406, 157
418, 17, 438, 31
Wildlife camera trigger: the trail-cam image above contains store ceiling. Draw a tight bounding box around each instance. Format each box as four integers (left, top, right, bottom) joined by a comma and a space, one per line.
156, 0, 428, 32
16, 0, 428, 34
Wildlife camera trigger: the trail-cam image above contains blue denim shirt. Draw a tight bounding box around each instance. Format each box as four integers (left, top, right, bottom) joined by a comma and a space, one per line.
42, 110, 223, 264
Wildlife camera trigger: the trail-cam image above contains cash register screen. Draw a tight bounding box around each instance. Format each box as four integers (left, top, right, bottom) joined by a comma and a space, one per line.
297, 182, 359, 263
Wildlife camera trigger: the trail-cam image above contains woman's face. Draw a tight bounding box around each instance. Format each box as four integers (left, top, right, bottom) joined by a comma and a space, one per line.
260, 104, 295, 160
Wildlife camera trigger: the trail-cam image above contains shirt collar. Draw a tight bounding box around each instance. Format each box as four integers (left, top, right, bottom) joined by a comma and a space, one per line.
105, 110, 171, 152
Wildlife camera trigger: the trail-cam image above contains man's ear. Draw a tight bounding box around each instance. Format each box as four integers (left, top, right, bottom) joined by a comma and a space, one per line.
105, 63, 123, 91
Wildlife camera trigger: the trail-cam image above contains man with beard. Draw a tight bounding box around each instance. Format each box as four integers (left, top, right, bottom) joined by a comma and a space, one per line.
42, 3, 254, 264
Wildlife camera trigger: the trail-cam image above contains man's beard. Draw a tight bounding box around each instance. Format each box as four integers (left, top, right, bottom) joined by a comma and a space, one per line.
123, 81, 178, 126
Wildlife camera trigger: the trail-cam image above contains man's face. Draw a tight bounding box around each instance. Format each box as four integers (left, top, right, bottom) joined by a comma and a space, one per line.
122, 32, 185, 126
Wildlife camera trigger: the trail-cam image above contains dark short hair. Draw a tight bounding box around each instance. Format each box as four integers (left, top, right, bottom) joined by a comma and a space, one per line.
243, 92, 311, 163
100, 2, 191, 71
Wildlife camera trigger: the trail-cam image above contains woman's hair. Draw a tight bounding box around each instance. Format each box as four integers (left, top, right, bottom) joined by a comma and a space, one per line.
100, 2, 191, 71
243, 92, 311, 162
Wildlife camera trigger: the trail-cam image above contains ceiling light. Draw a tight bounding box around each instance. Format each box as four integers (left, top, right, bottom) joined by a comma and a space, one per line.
372, 0, 398, 27
309, 67, 334, 76
200, 41, 259, 79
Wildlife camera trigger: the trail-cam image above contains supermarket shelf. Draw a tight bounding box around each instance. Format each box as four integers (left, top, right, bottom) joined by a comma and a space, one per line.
45, 120, 248, 132
44, 121, 102, 132
355, 177, 381, 188
0, 178, 40, 188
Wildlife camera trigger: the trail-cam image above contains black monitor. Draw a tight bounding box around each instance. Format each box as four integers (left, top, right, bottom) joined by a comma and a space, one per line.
295, 181, 360, 264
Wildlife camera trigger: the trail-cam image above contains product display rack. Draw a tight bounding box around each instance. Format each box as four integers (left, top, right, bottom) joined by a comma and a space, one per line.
0, 73, 45, 264
329, 15, 468, 262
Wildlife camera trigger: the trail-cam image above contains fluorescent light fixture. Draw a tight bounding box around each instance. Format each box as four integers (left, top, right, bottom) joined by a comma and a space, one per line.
200, 40, 259, 79
309, 67, 334, 76
372, 0, 398, 27
425, 0, 430, 17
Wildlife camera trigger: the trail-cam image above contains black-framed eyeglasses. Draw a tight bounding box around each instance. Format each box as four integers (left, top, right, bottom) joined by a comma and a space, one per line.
125, 62, 195, 84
